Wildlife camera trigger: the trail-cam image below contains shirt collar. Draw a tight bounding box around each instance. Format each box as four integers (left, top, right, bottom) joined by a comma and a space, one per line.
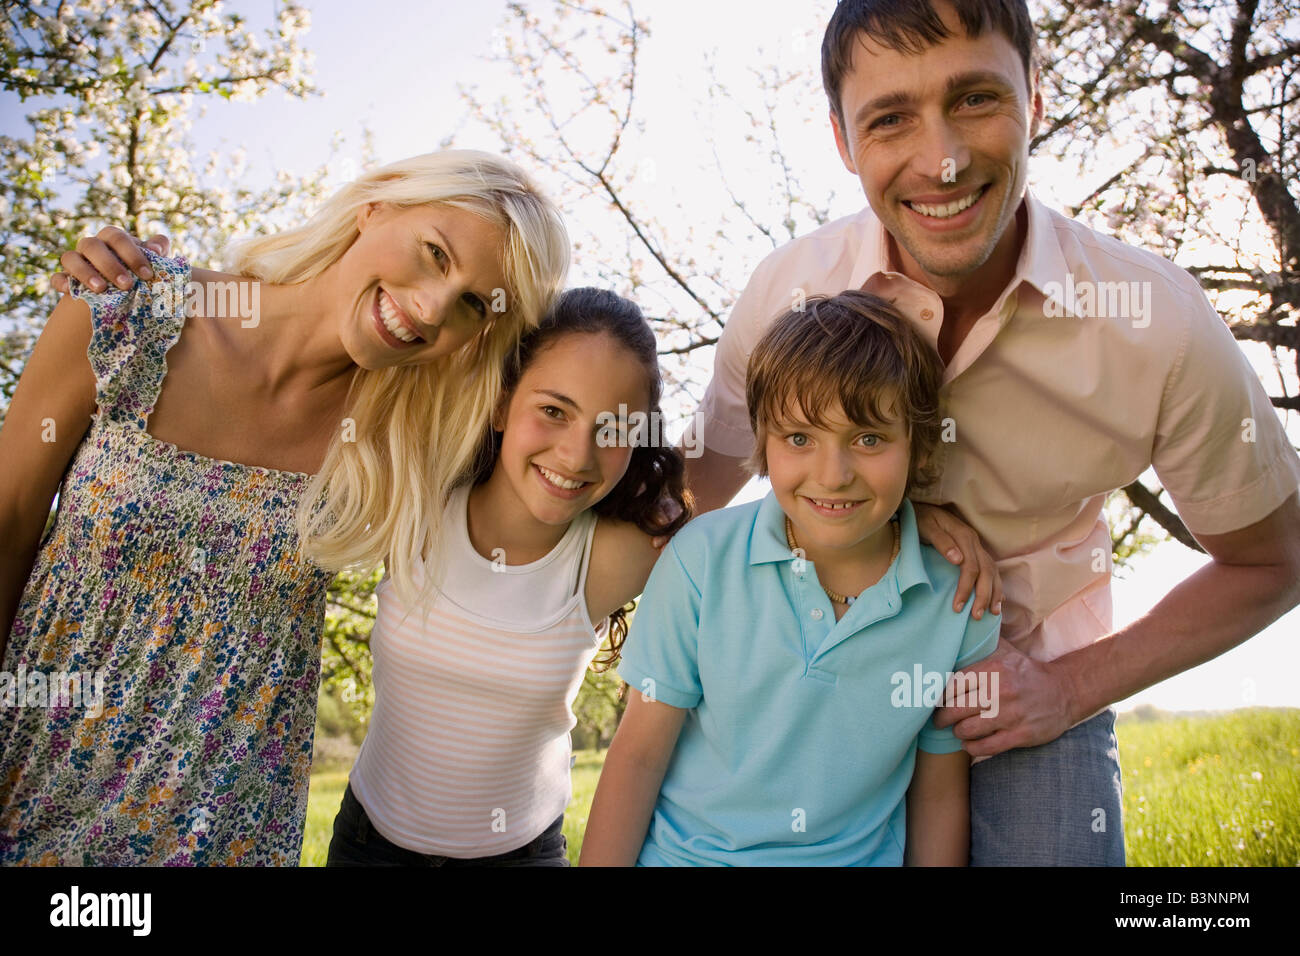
1018, 192, 1074, 311
848, 191, 1071, 311
748, 491, 932, 595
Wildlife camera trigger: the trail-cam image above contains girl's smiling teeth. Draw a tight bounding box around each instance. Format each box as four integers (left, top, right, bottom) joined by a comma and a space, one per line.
377, 288, 425, 345
535, 463, 590, 492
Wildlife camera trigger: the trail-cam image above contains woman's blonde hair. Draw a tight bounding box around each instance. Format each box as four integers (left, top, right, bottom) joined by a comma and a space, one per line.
226, 150, 570, 611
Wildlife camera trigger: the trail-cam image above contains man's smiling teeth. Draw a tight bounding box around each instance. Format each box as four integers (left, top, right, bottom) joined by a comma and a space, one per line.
812, 498, 859, 510
379, 289, 423, 343
538, 465, 586, 490
907, 187, 984, 219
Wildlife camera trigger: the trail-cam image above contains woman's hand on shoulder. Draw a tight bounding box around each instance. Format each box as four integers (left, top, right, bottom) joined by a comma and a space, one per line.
51, 227, 172, 294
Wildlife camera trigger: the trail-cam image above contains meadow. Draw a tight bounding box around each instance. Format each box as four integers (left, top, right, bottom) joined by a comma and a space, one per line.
300, 707, 1299, 866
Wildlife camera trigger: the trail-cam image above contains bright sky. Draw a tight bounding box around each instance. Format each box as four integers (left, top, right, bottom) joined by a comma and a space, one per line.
6, 0, 1298, 713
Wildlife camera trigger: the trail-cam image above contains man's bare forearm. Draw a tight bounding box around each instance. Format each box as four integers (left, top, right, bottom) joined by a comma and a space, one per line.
1056, 551, 1300, 724
681, 441, 749, 516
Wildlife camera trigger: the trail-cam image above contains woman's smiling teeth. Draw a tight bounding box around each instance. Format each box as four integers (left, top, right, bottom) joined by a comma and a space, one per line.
537, 464, 588, 491
906, 186, 985, 219
379, 289, 424, 344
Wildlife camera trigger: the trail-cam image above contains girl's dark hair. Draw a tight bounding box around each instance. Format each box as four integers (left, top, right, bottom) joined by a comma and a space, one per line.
470, 287, 693, 669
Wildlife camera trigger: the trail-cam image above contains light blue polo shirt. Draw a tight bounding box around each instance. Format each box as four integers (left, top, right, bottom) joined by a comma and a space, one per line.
617, 492, 1000, 866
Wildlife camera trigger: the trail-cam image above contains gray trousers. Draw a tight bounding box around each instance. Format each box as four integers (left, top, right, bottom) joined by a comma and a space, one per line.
970, 707, 1126, 866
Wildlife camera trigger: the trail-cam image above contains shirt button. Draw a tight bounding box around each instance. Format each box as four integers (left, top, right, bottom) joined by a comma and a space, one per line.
810, 608, 824, 621
920, 308, 935, 320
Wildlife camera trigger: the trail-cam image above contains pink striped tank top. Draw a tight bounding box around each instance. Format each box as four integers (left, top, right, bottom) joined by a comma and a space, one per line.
348, 483, 607, 856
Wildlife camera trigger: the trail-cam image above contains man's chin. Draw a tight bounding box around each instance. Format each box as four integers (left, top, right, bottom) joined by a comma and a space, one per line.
888, 219, 1001, 276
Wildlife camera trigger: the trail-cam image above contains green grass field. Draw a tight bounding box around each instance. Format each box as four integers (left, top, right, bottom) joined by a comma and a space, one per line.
300, 707, 1299, 866
1120, 709, 1298, 866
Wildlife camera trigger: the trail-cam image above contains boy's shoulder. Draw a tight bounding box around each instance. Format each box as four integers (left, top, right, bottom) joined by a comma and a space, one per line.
893, 500, 963, 611
664, 497, 768, 580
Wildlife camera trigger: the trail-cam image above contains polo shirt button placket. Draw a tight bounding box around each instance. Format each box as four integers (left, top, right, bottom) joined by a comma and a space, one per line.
810, 607, 824, 621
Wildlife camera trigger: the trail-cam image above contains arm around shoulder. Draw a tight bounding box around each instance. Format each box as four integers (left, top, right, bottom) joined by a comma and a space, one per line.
682, 441, 751, 517
683, 246, 793, 515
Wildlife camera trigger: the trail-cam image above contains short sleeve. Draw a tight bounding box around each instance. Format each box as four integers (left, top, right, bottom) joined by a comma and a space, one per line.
1151, 282, 1300, 535
693, 252, 787, 459
916, 603, 1001, 754
69, 251, 190, 430
615, 540, 704, 710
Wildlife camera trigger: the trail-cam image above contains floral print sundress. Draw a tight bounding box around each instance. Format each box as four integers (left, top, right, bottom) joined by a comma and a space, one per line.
0, 254, 334, 865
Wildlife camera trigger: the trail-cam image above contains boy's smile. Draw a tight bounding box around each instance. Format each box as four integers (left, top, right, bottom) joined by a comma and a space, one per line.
765, 397, 911, 579
805, 496, 868, 517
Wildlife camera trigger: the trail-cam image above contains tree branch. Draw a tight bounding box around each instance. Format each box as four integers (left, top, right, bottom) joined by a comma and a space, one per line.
1121, 481, 1205, 553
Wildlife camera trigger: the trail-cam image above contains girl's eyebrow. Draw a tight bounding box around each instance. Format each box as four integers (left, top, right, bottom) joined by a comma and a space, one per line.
534, 388, 582, 412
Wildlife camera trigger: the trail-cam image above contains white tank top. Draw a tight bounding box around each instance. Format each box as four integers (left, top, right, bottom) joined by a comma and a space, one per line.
348, 483, 608, 856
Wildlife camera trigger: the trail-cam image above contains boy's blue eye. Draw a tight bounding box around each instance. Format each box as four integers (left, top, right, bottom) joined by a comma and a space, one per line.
859, 434, 880, 447
787, 434, 809, 447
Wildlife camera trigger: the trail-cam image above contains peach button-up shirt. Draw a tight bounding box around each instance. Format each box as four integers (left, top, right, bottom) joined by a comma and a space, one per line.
694, 193, 1300, 663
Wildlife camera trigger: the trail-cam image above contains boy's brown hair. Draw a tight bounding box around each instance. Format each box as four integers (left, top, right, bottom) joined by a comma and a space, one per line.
744, 290, 944, 493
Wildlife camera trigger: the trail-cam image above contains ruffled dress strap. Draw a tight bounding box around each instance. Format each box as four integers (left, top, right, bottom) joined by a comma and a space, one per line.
68, 250, 191, 431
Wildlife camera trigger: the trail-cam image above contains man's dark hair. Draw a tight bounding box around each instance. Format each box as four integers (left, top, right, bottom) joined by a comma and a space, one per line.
822, 0, 1038, 128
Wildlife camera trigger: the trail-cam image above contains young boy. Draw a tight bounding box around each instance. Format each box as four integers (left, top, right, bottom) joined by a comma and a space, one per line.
579, 290, 1000, 866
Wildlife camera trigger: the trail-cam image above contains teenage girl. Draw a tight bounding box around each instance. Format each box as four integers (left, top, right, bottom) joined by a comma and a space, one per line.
326, 287, 692, 866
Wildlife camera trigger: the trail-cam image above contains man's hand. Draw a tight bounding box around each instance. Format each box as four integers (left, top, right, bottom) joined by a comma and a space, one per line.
51, 228, 171, 294
931, 638, 1077, 757
913, 501, 1003, 619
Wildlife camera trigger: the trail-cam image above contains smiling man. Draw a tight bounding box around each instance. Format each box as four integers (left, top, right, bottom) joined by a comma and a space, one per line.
683, 0, 1300, 865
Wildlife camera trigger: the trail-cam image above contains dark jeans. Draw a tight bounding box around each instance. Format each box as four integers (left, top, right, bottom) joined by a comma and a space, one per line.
325, 784, 570, 867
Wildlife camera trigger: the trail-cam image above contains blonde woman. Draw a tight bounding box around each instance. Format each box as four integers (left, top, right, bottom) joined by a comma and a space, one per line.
0, 151, 569, 865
